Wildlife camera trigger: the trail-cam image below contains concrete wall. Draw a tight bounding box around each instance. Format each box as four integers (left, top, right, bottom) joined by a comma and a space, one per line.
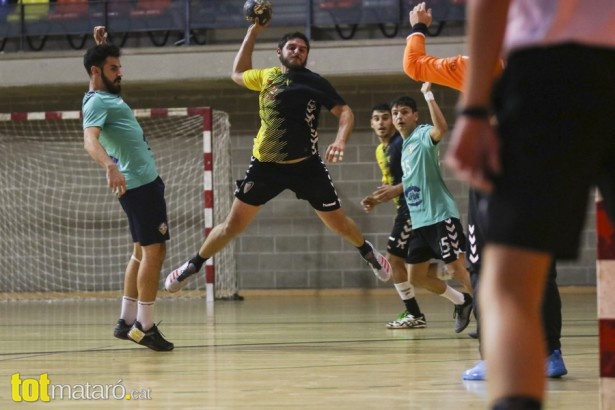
0, 36, 597, 289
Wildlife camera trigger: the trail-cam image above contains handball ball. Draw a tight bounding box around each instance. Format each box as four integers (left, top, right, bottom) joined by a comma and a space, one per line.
243, 0, 273, 25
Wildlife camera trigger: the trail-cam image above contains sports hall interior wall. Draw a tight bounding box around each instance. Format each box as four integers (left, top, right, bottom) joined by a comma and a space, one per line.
0, 35, 597, 290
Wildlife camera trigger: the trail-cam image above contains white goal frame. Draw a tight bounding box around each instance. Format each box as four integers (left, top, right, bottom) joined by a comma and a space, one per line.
0, 107, 236, 302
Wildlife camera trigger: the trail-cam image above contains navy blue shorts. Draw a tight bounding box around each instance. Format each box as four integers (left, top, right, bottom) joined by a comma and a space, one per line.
406, 218, 466, 265
235, 155, 341, 212
118, 177, 170, 246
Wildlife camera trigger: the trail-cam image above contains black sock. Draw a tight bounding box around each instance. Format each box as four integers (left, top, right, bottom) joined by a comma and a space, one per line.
356, 241, 372, 257
404, 298, 422, 318
492, 396, 542, 410
189, 253, 208, 271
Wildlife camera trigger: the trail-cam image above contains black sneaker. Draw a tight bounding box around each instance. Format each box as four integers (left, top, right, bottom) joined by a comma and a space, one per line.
128, 321, 174, 352
113, 319, 132, 340
453, 293, 473, 333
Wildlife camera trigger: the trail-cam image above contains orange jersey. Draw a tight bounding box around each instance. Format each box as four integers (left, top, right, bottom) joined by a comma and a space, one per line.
403, 32, 503, 91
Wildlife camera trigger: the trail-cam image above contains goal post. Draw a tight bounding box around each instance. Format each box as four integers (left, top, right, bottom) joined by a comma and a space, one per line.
0, 107, 237, 301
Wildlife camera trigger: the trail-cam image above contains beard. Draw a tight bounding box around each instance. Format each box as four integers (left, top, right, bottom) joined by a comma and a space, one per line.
279, 54, 307, 70
101, 72, 122, 95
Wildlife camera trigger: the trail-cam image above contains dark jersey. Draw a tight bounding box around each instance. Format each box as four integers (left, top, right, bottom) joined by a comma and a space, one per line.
243, 67, 345, 162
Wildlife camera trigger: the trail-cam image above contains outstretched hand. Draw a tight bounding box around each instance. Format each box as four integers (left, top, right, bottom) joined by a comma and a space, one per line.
410, 2, 432, 28
93, 26, 108, 45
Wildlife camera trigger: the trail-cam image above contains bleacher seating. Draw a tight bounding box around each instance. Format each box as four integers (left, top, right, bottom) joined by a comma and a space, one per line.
0, 0, 466, 52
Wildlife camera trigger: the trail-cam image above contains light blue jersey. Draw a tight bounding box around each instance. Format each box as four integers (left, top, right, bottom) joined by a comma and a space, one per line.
82, 91, 158, 189
401, 124, 459, 229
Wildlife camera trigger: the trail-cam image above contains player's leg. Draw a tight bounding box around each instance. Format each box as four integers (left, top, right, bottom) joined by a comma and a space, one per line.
166, 157, 277, 292
113, 243, 141, 340
315, 208, 391, 281
384, 210, 428, 328
481, 245, 550, 406
443, 256, 474, 333
128, 240, 174, 351
297, 155, 391, 281
117, 177, 173, 351
431, 218, 474, 333
446, 254, 472, 294
407, 228, 466, 305
166, 197, 262, 292
543, 262, 567, 378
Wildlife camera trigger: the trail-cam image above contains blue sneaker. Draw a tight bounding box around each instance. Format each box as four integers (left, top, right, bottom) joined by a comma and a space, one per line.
546, 349, 568, 378
462, 360, 486, 381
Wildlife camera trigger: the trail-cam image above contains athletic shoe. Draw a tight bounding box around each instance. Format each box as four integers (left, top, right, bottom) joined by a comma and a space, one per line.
165, 260, 198, 293
128, 321, 174, 352
362, 241, 392, 281
453, 293, 473, 333
468, 330, 479, 339
462, 360, 486, 381
113, 318, 132, 340
546, 349, 568, 378
386, 311, 427, 329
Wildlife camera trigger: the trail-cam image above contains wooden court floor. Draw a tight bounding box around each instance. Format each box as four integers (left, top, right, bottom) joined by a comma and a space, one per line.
0, 289, 599, 409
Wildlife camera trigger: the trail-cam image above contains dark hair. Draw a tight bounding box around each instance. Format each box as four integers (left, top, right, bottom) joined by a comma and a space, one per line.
390, 96, 418, 112
371, 103, 391, 113
83, 43, 121, 75
277, 32, 310, 52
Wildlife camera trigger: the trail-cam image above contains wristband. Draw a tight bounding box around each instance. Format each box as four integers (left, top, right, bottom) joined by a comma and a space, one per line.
411, 23, 428, 35
423, 91, 434, 102
456, 106, 489, 119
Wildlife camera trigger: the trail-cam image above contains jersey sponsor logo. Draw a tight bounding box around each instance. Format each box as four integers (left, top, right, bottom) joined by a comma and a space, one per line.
405, 185, 422, 207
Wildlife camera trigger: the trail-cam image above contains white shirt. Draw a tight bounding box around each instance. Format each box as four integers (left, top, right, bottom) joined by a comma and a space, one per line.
504, 0, 615, 55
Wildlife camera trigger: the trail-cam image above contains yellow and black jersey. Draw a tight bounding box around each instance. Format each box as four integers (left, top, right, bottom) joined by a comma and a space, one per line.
375, 133, 406, 209
243, 67, 346, 162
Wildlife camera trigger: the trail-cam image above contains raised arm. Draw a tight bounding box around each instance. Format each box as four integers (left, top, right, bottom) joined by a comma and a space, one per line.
403, 2, 467, 91
231, 23, 267, 87
445, 0, 511, 192
421, 82, 448, 142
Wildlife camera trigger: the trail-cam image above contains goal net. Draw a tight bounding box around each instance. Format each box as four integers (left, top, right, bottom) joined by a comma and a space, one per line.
0, 108, 237, 300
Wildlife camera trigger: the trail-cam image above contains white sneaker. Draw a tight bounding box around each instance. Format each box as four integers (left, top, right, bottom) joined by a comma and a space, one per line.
362, 241, 392, 281
386, 311, 427, 329
164, 261, 197, 293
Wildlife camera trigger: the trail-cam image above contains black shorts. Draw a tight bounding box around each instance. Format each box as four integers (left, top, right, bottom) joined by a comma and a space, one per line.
235, 155, 341, 212
488, 44, 615, 259
118, 177, 170, 246
406, 218, 467, 265
387, 207, 412, 259
466, 188, 488, 274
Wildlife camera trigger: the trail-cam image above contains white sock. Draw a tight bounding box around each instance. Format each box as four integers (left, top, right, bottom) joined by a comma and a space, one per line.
137, 301, 155, 331
440, 285, 465, 305
120, 296, 137, 325
394, 281, 415, 300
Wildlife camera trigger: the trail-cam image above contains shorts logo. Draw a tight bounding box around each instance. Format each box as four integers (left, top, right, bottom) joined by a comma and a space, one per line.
243, 181, 254, 194
322, 201, 337, 208
158, 223, 168, 235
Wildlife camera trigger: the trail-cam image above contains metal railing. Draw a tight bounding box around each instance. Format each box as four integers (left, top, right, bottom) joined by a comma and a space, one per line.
0, 0, 466, 52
